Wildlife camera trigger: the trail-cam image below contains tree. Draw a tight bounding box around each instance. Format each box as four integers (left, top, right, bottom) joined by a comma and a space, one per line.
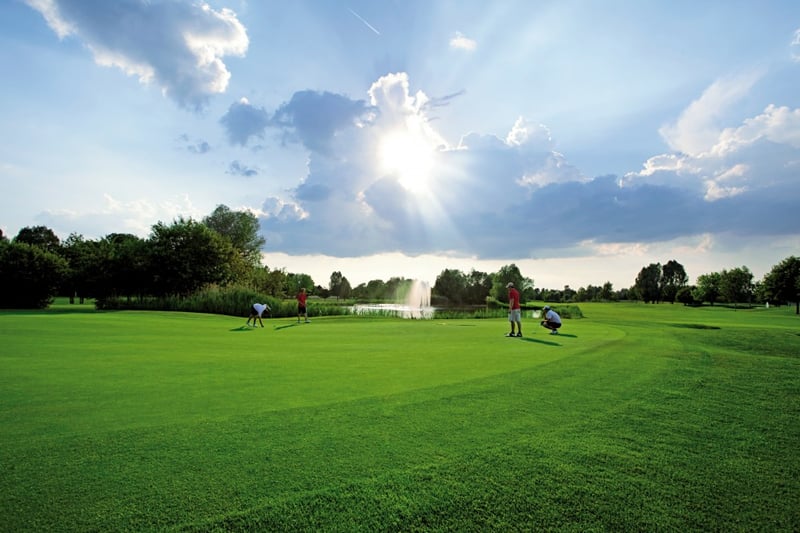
719, 266, 753, 308
328, 271, 352, 300
562, 285, 575, 302
465, 269, 492, 305
694, 272, 722, 305
202, 204, 265, 268
600, 282, 614, 301
148, 218, 238, 296
59, 235, 94, 301
248, 266, 288, 297
338, 277, 352, 300
676, 286, 695, 305
362, 279, 387, 300
435, 269, 467, 305
102, 233, 149, 301
385, 277, 407, 301
635, 263, 662, 303
660, 260, 688, 303
329, 271, 344, 298
14, 225, 61, 255
286, 273, 315, 296
761, 256, 800, 314
0, 241, 69, 308
492, 264, 525, 302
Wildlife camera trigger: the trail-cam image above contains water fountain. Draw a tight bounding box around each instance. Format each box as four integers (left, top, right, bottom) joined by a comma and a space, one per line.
352, 279, 434, 318
404, 279, 432, 319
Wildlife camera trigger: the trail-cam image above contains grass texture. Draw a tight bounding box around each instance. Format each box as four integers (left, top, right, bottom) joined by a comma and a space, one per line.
1, 303, 798, 531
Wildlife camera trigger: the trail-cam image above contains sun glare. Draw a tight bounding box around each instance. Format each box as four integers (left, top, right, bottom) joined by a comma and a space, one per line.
378, 130, 436, 193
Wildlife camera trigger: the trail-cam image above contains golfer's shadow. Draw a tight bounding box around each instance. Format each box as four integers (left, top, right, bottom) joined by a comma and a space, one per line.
273, 323, 300, 331
519, 337, 560, 346
230, 325, 254, 332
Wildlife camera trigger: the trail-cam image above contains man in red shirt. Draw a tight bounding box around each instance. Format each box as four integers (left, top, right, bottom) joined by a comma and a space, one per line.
506, 282, 522, 337
296, 287, 309, 323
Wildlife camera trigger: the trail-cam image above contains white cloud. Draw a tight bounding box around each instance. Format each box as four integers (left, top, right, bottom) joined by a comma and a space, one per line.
505, 117, 552, 148
24, 0, 73, 37
659, 71, 763, 156
792, 28, 800, 61
631, 75, 800, 204
712, 104, 800, 155
255, 72, 800, 258
25, 0, 249, 110
449, 32, 477, 51
35, 194, 202, 239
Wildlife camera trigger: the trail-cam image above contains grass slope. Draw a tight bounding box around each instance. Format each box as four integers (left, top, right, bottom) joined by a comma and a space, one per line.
0, 303, 798, 531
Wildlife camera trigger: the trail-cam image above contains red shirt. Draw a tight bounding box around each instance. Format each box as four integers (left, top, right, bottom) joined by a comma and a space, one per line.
508, 288, 521, 310
296, 291, 308, 306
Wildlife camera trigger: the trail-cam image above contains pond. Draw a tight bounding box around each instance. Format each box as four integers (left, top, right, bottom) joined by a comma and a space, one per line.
352, 303, 436, 319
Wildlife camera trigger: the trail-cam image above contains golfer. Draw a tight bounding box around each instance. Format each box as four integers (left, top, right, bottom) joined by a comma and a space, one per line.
506, 282, 522, 337
247, 302, 270, 327
540, 305, 562, 335
296, 287, 310, 323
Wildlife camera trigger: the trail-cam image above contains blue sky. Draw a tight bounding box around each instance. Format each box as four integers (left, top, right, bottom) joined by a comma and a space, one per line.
1, 0, 799, 290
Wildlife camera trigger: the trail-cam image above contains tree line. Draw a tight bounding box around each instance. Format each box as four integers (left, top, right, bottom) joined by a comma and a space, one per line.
631, 258, 800, 313
1, 208, 798, 314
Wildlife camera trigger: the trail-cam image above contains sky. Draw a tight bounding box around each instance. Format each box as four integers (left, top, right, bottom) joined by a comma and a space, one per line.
1, 0, 799, 291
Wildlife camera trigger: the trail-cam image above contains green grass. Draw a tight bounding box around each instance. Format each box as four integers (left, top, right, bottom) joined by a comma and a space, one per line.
1, 303, 798, 531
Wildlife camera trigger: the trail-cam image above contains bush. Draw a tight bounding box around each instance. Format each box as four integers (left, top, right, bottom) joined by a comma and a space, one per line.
537, 304, 584, 319
97, 285, 360, 318
98, 285, 278, 317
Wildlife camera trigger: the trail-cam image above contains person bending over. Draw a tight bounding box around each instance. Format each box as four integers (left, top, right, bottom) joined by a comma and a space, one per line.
247, 302, 271, 327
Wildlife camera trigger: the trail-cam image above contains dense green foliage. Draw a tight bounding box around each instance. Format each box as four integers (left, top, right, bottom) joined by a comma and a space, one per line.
148, 217, 240, 296
0, 241, 68, 308
202, 204, 266, 268
761, 256, 800, 314
1, 303, 797, 531
635, 262, 665, 303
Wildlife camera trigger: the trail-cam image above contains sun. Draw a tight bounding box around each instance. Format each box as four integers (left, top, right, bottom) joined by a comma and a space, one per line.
378, 130, 436, 193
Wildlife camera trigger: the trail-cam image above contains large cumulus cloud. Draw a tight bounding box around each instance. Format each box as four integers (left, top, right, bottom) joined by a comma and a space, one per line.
26, 0, 248, 110
241, 71, 800, 259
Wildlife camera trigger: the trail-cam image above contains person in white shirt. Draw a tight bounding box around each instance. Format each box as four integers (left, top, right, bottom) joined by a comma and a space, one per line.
540, 305, 562, 335
247, 302, 271, 327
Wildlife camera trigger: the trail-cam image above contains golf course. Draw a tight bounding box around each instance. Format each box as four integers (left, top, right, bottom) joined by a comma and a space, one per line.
1, 302, 798, 531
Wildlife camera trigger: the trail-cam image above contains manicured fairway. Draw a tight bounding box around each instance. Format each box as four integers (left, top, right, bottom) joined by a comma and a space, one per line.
1, 303, 798, 531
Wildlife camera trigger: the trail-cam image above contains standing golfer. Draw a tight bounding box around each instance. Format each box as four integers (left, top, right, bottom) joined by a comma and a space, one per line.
247, 302, 270, 327
296, 287, 309, 323
506, 282, 522, 337
540, 305, 562, 335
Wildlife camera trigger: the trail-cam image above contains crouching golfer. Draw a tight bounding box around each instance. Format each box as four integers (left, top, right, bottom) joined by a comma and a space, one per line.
540, 305, 561, 335
247, 302, 271, 327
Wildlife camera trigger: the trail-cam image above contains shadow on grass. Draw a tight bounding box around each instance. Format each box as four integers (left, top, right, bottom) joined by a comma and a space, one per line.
671, 323, 721, 330
517, 336, 560, 346
273, 323, 300, 331
230, 325, 255, 332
